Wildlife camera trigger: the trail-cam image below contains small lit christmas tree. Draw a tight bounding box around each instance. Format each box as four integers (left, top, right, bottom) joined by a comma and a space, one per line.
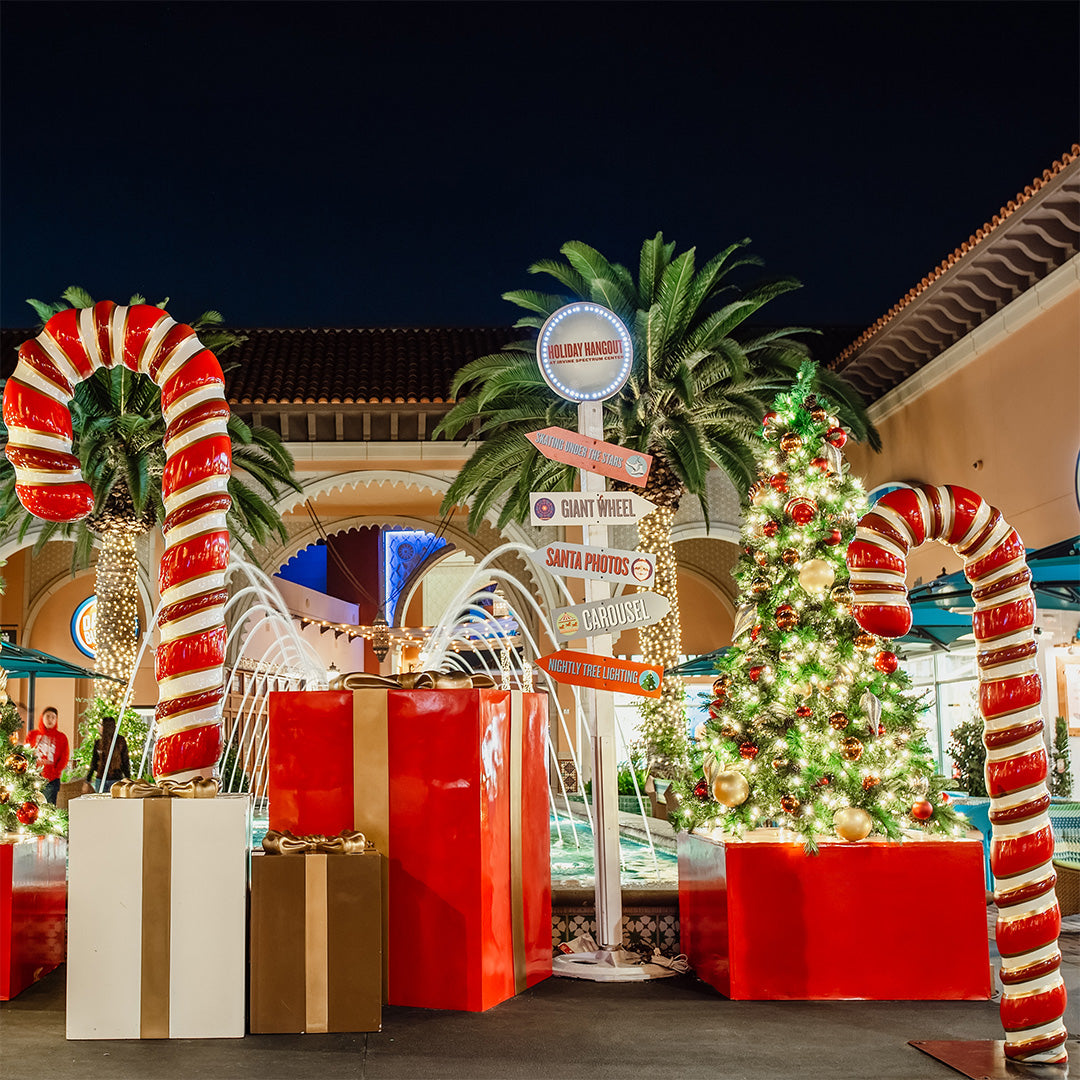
676, 362, 964, 849
0, 674, 67, 837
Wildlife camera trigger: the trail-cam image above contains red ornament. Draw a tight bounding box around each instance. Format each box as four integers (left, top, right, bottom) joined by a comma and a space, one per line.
877, 722, 886, 736
15, 801, 39, 825
784, 497, 817, 526
769, 472, 789, 493
693, 778, 711, 801
762, 412, 780, 440
754, 551, 769, 567
775, 604, 798, 631
862, 774, 881, 791
911, 799, 934, 821
762, 410, 778, 429
762, 520, 780, 538
874, 650, 898, 674
939, 791, 951, 804
739, 743, 760, 760
817, 774, 833, 787
707, 699, 724, 718
748, 665, 765, 683
750, 624, 762, 642
809, 456, 832, 475
825, 427, 847, 448
823, 527, 843, 545
795, 705, 813, 719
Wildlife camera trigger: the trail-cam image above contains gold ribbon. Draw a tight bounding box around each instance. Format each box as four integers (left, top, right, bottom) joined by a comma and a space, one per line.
305, 856, 329, 1033
141, 799, 172, 1038
111, 777, 220, 799
336, 670, 497, 690
262, 829, 373, 856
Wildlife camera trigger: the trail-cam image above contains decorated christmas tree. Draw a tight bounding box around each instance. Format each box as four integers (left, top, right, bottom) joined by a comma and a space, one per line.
675, 363, 964, 849
0, 673, 67, 837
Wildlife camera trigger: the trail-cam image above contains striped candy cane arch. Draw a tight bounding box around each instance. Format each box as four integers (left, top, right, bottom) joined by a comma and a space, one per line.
846, 484, 1067, 1065
2, 302, 231, 781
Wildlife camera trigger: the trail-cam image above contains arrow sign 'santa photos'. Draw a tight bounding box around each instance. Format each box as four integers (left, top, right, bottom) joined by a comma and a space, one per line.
528, 541, 656, 587
529, 490, 657, 527
526, 427, 652, 487
536, 651, 663, 698
553, 591, 671, 642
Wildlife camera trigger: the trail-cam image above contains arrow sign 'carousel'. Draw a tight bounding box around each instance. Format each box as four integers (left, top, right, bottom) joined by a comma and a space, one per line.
552, 591, 671, 643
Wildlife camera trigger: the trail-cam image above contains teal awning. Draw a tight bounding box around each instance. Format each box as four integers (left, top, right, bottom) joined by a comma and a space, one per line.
0, 641, 120, 681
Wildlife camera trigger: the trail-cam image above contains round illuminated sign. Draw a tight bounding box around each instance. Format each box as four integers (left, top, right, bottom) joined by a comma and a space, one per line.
71, 596, 97, 658
536, 303, 634, 402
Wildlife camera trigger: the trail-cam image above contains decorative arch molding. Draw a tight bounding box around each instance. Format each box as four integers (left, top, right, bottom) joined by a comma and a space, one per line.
671, 521, 742, 546
23, 566, 154, 654
264, 511, 563, 619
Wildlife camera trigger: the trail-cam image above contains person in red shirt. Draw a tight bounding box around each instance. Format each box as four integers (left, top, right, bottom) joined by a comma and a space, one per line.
28, 706, 70, 805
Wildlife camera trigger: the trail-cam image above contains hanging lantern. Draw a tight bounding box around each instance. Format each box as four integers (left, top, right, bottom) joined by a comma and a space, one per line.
370, 612, 391, 662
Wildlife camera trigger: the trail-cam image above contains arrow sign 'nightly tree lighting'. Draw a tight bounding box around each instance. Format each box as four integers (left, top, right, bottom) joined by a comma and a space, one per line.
536, 651, 663, 699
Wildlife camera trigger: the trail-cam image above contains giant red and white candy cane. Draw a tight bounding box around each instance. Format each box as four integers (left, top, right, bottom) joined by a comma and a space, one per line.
2, 302, 231, 781
847, 484, 1067, 1065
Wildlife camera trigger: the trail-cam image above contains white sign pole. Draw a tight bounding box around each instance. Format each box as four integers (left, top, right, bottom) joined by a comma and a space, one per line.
577, 399, 622, 950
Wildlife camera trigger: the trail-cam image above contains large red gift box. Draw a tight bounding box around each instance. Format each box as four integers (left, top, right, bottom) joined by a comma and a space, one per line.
268, 687, 552, 1011
678, 829, 991, 1000
1, 836, 66, 1000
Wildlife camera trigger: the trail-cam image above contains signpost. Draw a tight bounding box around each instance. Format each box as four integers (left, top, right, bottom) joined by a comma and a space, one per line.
552, 591, 671, 643
529, 490, 656, 527
526, 428, 652, 486
533, 301, 636, 960
527, 541, 657, 587
536, 651, 663, 698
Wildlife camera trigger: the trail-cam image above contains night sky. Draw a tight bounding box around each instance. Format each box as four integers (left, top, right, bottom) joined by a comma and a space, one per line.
2, 2, 1077, 334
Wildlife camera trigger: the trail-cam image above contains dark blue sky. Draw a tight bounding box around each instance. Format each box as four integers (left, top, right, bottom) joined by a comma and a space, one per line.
2, 2, 1077, 333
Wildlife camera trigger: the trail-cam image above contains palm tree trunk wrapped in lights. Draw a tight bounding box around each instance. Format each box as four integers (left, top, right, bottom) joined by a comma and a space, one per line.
436, 236, 879, 783
93, 526, 143, 703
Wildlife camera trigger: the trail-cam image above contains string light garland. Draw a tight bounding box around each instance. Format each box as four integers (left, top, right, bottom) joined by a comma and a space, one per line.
93, 528, 141, 703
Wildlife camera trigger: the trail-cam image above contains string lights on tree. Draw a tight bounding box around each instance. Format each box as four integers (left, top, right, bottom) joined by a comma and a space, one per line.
675, 362, 964, 849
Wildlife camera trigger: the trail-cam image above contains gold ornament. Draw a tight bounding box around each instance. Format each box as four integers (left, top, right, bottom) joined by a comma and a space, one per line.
833, 807, 873, 842
712, 771, 750, 807
798, 558, 836, 595
854, 632, 877, 651
781, 548, 799, 565
841, 737, 864, 761
830, 585, 854, 613
0, 788, 8, 804
750, 577, 769, 595
719, 722, 738, 739
5, 754, 28, 775
828, 711, 849, 731
780, 794, 801, 814
809, 407, 828, 424
779, 432, 803, 453
775, 604, 798, 630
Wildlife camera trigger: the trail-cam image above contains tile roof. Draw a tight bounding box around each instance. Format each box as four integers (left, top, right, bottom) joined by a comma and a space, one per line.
830, 144, 1080, 389
1, 325, 522, 406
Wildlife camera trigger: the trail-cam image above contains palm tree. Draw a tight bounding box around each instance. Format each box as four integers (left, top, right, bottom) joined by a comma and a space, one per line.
435, 235, 878, 778
0, 287, 300, 699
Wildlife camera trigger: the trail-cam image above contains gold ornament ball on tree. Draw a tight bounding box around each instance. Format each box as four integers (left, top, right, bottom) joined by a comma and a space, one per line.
779, 432, 803, 453
830, 585, 854, 613
834, 807, 873, 842
854, 632, 877, 651
775, 604, 798, 630
809, 407, 828, 424
798, 558, 836, 595
5, 754, 28, 775
0, 788, 9, 804
828, 710, 849, 731
841, 737, 864, 762
780, 794, 800, 814
712, 771, 750, 807
781, 548, 800, 565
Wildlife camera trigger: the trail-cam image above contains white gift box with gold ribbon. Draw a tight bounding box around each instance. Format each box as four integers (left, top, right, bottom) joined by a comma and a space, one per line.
66, 791, 251, 1039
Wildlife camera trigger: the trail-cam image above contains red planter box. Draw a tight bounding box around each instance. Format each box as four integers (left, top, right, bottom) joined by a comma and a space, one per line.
269, 688, 551, 1012
1, 836, 67, 1000
678, 829, 991, 1000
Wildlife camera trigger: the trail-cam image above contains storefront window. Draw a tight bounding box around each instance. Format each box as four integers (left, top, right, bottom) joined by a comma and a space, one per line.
901, 648, 977, 776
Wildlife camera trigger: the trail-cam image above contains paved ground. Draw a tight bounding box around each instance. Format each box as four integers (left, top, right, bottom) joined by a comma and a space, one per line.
3, 910, 1077, 1080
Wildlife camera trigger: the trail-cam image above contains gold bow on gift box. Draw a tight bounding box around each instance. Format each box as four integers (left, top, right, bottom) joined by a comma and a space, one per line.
334, 670, 496, 690
110, 777, 220, 799
262, 828, 373, 856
